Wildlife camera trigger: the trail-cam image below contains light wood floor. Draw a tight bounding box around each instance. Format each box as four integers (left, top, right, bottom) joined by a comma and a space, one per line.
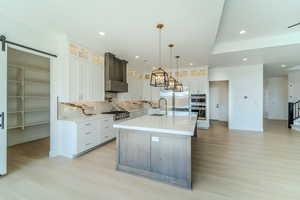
1, 120, 300, 200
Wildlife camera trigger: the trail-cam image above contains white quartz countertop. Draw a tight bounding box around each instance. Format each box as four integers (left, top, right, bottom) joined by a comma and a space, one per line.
113, 112, 197, 136
59, 114, 114, 123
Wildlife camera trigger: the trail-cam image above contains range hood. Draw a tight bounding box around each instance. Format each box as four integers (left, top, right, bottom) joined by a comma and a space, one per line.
105, 52, 128, 92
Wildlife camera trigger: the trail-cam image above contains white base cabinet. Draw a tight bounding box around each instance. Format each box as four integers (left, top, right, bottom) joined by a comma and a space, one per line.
60, 117, 115, 158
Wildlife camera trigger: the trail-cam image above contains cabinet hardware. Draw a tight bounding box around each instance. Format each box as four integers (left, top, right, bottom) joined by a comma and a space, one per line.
85, 123, 91, 126
85, 132, 91, 135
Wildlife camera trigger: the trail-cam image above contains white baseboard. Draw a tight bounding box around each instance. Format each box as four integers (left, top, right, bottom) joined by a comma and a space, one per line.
229, 127, 264, 133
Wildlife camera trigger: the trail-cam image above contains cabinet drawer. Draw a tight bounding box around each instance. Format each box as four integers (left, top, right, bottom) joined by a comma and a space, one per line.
101, 118, 113, 128
101, 127, 116, 142
78, 128, 97, 139
78, 139, 96, 153
77, 129, 97, 153
78, 120, 97, 130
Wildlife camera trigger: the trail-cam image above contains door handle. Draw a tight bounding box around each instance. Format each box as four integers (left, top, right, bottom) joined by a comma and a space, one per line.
216, 104, 219, 108
0, 112, 4, 129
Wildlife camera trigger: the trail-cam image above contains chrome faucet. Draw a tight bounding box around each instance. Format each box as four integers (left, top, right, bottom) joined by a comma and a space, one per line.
158, 97, 168, 116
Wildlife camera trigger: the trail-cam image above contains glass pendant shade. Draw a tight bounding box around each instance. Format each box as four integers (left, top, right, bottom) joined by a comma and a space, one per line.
150, 67, 169, 87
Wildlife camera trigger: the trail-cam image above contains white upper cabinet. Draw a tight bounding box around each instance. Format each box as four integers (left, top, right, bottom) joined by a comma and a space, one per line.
64, 44, 104, 102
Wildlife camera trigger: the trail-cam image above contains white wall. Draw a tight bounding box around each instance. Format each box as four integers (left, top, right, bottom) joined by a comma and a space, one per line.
264, 77, 288, 120
209, 65, 264, 131
288, 70, 300, 102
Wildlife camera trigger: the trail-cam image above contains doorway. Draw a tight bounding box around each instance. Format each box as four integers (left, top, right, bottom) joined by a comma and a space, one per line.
263, 76, 289, 130
209, 81, 229, 127
2, 47, 50, 174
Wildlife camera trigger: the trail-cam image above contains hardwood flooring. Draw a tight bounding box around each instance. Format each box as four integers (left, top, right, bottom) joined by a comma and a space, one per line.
1, 120, 300, 200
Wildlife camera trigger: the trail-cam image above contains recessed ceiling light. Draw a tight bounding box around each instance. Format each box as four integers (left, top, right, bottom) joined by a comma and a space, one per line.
135, 56, 140, 59
240, 30, 247, 35
243, 58, 248, 61
190, 63, 193, 66
98, 32, 105, 36
281, 64, 287, 68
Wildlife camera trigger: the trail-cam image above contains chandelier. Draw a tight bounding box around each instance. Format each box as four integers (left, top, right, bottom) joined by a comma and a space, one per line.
150, 24, 169, 87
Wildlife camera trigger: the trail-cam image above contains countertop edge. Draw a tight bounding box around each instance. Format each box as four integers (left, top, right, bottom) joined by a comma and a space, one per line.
113, 124, 194, 136
59, 114, 114, 123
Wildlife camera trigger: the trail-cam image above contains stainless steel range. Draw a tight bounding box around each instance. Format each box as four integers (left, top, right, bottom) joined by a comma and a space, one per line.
101, 111, 130, 121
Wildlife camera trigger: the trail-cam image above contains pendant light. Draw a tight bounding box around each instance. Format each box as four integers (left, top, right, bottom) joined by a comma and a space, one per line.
165, 44, 177, 90
174, 56, 183, 92
150, 24, 169, 87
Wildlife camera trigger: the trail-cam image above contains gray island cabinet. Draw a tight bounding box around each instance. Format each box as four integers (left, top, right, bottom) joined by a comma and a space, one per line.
113, 112, 197, 189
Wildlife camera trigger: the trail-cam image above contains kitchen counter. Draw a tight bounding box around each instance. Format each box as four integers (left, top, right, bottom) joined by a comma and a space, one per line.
59, 113, 114, 123
114, 111, 197, 135
114, 111, 197, 189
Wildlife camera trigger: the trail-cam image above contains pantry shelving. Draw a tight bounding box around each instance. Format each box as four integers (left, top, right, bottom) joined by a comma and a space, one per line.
7, 48, 50, 132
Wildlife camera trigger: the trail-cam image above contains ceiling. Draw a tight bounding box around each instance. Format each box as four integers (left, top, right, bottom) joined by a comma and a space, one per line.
216, 0, 300, 44
1, 0, 300, 76
0, 0, 225, 72
211, 0, 300, 77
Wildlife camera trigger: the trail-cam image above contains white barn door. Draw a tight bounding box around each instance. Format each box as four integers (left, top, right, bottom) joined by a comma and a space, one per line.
0, 44, 7, 175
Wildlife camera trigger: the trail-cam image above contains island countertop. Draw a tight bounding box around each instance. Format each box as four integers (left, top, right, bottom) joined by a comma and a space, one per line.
113, 112, 197, 136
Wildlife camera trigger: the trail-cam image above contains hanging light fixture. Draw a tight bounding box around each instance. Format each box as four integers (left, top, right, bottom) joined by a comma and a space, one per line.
165, 44, 177, 90
150, 24, 169, 87
174, 56, 183, 92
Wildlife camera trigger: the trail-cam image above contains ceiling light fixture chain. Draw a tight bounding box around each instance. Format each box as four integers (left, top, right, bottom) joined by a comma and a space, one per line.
158, 24, 163, 67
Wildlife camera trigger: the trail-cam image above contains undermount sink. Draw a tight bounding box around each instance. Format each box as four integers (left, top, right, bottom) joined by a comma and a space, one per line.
150, 113, 165, 116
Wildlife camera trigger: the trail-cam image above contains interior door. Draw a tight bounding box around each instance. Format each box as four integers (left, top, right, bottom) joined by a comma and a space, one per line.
209, 81, 229, 121
0, 44, 7, 175
209, 84, 220, 120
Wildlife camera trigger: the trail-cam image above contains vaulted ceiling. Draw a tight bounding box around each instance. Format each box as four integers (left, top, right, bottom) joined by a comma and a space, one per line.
211, 0, 300, 77
1, 0, 300, 76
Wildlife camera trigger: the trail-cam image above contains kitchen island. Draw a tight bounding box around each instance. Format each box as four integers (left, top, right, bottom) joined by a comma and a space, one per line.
113, 112, 197, 189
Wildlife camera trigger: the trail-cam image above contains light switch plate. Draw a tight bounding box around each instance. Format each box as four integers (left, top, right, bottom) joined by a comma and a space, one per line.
152, 136, 159, 142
